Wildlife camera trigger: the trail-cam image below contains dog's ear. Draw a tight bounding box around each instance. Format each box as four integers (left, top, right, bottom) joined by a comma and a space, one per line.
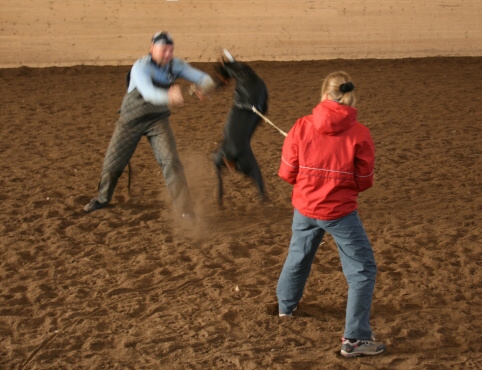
221, 49, 236, 63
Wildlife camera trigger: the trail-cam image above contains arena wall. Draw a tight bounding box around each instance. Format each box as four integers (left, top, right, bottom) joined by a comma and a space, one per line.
0, 0, 480, 67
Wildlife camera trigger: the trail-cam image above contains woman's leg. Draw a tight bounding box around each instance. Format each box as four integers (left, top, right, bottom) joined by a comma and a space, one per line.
277, 209, 325, 315
323, 211, 377, 340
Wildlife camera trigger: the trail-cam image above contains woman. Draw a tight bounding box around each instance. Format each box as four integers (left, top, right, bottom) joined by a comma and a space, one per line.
276, 71, 386, 357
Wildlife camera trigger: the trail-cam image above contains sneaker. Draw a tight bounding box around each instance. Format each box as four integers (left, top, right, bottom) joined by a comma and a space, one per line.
84, 198, 106, 213
340, 337, 386, 357
279, 306, 297, 317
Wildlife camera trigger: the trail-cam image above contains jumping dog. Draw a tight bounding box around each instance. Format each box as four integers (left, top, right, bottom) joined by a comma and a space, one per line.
212, 50, 269, 207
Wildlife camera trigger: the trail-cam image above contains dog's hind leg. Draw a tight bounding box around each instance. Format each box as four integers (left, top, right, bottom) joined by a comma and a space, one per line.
237, 150, 267, 202
212, 152, 225, 208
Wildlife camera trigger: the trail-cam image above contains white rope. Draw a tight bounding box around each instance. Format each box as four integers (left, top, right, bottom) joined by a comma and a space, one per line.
251, 106, 288, 137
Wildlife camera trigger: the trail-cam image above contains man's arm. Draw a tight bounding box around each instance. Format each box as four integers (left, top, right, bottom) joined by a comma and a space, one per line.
174, 59, 215, 98
129, 58, 170, 105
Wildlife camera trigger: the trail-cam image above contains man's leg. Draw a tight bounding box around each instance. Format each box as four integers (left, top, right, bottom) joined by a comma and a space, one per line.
85, 118, 143, 212
148, 119, 194, 215
98, 120, 143, 204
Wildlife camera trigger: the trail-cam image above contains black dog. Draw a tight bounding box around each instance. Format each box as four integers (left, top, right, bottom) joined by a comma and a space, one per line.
212, 50, 269, 207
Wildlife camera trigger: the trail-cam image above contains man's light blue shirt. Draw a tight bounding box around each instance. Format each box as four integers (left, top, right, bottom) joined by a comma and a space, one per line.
128, 55, 210, 105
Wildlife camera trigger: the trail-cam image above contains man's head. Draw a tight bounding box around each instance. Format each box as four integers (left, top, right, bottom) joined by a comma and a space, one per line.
150, 31, 174, 66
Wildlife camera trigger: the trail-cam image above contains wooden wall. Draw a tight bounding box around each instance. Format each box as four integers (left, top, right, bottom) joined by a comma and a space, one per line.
0, 0, 480, 67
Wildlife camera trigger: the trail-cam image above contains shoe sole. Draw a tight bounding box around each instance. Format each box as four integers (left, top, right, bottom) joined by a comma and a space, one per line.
83, 203, 105, 213
340, 348, 386, 357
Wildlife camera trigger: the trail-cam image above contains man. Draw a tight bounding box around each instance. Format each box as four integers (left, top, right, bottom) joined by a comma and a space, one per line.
211, 49, 268, 207
84, 31, 215, 222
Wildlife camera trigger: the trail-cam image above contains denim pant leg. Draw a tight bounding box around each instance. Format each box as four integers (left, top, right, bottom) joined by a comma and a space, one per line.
277, 209, 325, 314
323, 210, 377, 340
148, 119, 194, 215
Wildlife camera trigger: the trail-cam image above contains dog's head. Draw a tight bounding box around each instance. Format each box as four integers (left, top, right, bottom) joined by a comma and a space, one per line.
221, 49, 235, 64
214, 49, 237, 84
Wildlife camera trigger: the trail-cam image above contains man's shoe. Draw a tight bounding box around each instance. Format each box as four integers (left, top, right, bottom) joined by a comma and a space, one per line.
340, 337, 386, 357
84, 198, 106, 213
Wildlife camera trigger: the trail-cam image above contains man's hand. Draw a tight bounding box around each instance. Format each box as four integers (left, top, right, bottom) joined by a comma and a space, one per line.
168, 85, 184, 106
188, 84, 212, 101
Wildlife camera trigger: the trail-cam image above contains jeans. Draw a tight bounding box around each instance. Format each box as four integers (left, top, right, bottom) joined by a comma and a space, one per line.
276, 209, 377, 340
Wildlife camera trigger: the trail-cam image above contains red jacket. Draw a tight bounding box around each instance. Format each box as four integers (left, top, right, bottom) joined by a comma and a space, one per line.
278, 100, 375, 220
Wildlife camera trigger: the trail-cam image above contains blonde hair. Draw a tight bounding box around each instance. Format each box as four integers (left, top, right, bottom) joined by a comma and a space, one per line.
321, 71, 356, 107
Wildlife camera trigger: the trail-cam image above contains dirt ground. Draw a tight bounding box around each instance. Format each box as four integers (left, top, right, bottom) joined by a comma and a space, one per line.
0, 57, 481, 369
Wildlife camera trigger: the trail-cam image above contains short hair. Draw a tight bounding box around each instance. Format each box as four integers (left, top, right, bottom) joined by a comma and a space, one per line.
151, 31, 174, 45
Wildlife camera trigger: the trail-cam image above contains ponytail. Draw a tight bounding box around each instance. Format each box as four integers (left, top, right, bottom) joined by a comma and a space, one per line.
321, 71, 356, 107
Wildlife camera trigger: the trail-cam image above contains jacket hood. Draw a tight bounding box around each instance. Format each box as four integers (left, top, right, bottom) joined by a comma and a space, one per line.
313, 100, 357, 135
